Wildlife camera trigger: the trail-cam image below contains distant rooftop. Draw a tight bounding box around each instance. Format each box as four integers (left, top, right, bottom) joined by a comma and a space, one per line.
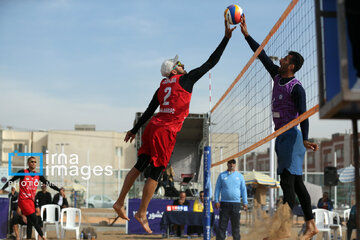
74, 124, 96, 131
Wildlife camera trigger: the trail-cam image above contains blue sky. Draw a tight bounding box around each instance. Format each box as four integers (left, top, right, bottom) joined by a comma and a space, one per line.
0, 0, 351, 138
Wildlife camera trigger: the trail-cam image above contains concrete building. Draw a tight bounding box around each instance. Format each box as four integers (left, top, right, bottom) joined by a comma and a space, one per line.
0, 130, 48, 168
0, 126, 137, 202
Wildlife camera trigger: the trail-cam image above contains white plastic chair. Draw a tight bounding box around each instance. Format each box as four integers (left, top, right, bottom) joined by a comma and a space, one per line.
328, 211, 342, 239
343, 208, 351, 222
19, 224, 39, 240
19, 225, 27, 239
41, 204, 61, 238
312, 209, 331, 240
60, 208, 81, 239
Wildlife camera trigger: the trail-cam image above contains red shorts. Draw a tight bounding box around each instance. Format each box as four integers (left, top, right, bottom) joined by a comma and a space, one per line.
18, 198, 35, 216
138, 122, 177, 168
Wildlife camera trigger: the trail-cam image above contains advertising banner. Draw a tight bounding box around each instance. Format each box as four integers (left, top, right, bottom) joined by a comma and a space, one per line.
127, 198, 173, 234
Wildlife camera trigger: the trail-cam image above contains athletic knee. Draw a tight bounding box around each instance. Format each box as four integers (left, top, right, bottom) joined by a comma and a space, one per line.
149, 164, 165, 182
134, 154, 151, 172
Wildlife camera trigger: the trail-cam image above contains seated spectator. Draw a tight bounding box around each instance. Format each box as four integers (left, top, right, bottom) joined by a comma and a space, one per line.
317, 192, 333, 211
188, 191, 213, 236
36, 184, 52, 221
347, 204, 356, 240
36, 184, 52, 208
53, 187, 69, 221
172, 191, 190, 237
193, 191, 214, 213
52, 187, 68, 209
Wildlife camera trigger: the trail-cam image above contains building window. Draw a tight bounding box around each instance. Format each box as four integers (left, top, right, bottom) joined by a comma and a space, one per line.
335, 148, 344, 159
41, 146, 47, 154
248, 163, 253, 171
14, 143, 24, 152
323, 152, 332, 164
308, 154, 314, 165
260, 163, 264, 171
115, 147, 123, 158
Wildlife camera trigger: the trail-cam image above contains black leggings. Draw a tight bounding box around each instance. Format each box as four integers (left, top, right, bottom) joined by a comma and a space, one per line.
280, 169, 314, 221
26, 213, 43, 239
134, 154, 165, 181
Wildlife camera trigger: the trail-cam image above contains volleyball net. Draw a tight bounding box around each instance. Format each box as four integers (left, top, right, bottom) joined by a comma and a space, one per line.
210, 0, 319, 169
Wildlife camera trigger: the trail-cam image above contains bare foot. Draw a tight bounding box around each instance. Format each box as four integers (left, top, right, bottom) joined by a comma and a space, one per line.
300, 229, 319, 240
134, 212, 152, 234
113, 201, 130, 221
300, 220, 319, 240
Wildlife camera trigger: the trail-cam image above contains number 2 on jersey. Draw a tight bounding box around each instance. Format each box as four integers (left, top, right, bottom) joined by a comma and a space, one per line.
163, 87, 171, 105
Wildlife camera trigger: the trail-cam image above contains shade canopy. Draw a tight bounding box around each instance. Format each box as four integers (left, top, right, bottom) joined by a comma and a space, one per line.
243, 170, 279, 188
339, 164, 356, 183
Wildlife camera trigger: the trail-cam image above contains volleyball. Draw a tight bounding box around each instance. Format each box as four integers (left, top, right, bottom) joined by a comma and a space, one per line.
224, 4, 244, 25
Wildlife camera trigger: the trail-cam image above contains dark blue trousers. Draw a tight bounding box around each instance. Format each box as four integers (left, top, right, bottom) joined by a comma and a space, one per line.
216, 202, 241, 240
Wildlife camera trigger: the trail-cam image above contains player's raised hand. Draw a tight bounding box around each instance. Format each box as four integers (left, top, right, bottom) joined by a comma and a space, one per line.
240, 14, 249, 37
303, 140, 319, 151
124, 130, 136, 143
225, 19, 236, 39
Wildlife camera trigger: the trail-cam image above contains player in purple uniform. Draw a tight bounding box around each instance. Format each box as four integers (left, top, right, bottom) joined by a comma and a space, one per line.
240, 15, 319, 240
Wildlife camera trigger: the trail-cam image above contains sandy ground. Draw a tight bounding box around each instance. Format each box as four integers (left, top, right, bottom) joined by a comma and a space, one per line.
8, 207, 354, 239
19, 226, 349, 240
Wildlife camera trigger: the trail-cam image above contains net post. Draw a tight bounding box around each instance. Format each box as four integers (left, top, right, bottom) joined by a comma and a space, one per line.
203, 146, 211, 240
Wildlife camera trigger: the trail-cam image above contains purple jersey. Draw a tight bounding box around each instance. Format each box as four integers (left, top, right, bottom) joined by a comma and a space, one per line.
272, 74, 302, 130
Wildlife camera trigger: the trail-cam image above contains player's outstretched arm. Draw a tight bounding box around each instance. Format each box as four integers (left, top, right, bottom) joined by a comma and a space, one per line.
225, 19, 236, 39
126, 89, 160, 137
181, 19, 234, 89
240, 14, 278, 78
239, 14, 249, 37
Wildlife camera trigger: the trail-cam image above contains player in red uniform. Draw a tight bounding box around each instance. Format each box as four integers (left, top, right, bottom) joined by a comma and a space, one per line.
113, 20, 236, 233
1, 157, 61, 240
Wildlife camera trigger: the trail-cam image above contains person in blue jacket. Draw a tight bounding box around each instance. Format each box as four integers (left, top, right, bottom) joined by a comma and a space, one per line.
214, 159, 248, 240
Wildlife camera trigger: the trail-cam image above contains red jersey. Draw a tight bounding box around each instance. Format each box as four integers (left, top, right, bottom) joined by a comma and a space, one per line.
19, 169, 40, 201
151, 74, 192, 132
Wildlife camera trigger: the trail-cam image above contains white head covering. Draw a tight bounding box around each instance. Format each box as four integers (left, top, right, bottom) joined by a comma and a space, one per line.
160, 55, 179, 77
